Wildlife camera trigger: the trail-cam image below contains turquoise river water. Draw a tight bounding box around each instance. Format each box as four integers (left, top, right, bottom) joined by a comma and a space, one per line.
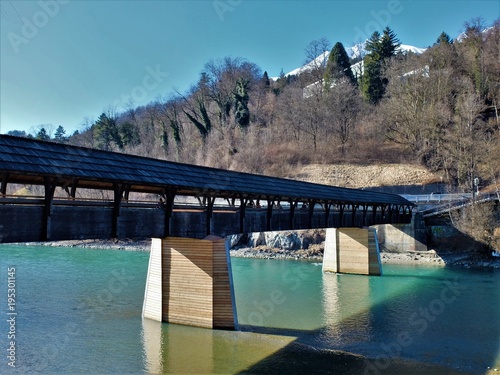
0, 244, 499, 374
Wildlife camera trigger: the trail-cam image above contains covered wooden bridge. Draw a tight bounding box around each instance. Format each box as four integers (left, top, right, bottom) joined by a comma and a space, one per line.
0, 135, 415, 329
0, 135, 413, 242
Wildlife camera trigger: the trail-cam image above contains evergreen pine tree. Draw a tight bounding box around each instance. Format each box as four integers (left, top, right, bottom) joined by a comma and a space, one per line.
35, 127, 50, 141
324, 42, 356, 86
380, 27, 401, 58
365, 31, 382, 56
92, 113, 123, 151
262, 71, 271, 88
436, 31, 453, 45
54, 125, 67, 142
362, 28, 400, 103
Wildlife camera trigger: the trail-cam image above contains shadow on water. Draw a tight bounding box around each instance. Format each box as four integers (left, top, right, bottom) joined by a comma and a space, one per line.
232, 263, 499, 375
236, 340, 474, 375
141, 261, 499, 374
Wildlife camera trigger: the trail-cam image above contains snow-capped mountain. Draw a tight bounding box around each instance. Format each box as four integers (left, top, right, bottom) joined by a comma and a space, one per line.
345, 41, 426, 59
456, 26, 495, 42
274, 41, 426, 79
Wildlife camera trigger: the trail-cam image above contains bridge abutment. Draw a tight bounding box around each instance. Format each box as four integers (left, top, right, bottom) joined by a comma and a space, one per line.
142, 236, 238, 330
372, 212, 428, 253
323, 228, 382, 275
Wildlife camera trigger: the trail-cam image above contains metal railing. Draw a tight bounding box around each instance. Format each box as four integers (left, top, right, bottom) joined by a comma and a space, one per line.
400, 193, 472, 203
421, 193, 499, 218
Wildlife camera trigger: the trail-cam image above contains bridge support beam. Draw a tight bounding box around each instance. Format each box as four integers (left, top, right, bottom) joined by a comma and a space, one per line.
323, 228, 382, 276
142, 236, 238, 330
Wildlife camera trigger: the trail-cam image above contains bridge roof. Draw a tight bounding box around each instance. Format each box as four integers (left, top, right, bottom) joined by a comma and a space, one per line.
0, 135, 412, 207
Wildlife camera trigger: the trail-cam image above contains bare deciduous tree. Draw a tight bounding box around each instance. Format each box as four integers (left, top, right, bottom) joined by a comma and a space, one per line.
303, 37, 331, 86
324, 78, 361, 154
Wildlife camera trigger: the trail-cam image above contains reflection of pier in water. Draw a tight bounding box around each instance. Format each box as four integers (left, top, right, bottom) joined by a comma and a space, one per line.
322, 272, 374, 345
141, 318, 296, 374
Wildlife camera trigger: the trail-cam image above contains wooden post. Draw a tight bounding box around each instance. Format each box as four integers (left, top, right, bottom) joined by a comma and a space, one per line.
239, 196, 247, 234
324, 202, 332, 228
42, 177, 58, 241
372, 205, 378, 225
1, 173, 9, 195
388, 204, 394, 223
288, 199, 297, 230
206, 196, 216, 236
112, 183, 123, 239
64, 178, 78, 199
163, 190, 176, 237
351, 204, 357, 227
339, 204, 345, 227
307, 199, 316, 229
266, 198, 273, 231
362, 205, 368, 227
381, 205, 387, 224
70, 179, 78, 198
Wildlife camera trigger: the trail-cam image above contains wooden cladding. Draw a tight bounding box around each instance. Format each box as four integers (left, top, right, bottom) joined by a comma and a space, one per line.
142, 237, 236, 329
142, 238, 163, 321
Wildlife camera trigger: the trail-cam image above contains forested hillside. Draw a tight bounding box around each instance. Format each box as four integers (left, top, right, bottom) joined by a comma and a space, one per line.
16, 18, 500, 196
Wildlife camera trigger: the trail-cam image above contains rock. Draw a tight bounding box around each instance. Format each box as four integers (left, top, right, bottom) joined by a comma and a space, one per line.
228, 233, 246, 248
248, 232, 265, 247
297, 229, 325, 249
264, 231, 300, 250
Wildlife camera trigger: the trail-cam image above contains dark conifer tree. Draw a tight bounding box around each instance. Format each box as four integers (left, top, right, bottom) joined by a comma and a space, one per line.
35, 127, 50, 141
324, 42, 356, 86
92, 113, 123, 151
380, 27, 401, 58
54, 125, 67, 142
262, 71, 271, 88
362, 28, 400, 103
436, 31, 453, 45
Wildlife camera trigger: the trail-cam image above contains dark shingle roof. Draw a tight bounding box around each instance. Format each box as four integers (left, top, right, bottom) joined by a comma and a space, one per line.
0, 135, 413, 207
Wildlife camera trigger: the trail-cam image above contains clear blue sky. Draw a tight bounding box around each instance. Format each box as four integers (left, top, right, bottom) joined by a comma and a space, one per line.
1, 0, 499, 135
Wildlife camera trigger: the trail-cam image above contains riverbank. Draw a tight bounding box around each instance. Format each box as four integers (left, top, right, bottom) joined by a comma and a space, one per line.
20, 238, 152, 251
230, 245, 500, 268
18, 237, 500, 268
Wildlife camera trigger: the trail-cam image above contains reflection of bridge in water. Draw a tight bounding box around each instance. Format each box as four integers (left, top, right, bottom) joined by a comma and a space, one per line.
0, 135, 414, 329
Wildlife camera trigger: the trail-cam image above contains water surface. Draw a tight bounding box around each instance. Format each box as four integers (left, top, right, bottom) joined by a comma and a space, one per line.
0, 245, 498, 374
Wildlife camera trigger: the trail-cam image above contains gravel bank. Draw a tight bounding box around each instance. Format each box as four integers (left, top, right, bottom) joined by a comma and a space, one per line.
19, 238, 152, 251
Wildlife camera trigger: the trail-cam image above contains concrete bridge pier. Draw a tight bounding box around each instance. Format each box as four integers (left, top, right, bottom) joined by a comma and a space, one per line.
142, 236, 238, 330
322, 228, 382, 276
